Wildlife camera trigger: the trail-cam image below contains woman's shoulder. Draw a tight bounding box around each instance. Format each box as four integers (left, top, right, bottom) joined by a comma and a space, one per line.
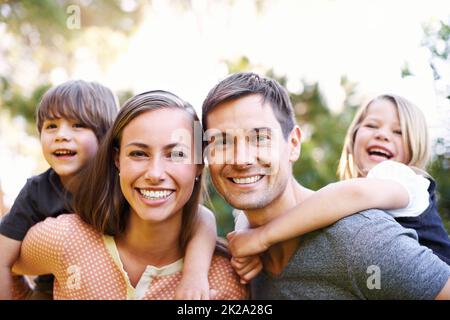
209, 243, 249, 299
33, 213, 97, 236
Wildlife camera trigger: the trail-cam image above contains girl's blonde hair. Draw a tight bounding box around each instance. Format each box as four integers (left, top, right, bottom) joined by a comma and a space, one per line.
338, 94, 431, 180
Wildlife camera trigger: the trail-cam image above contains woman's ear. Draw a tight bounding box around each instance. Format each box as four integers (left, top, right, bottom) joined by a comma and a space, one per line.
289, 126, 302, 162
114, 147, 120, 172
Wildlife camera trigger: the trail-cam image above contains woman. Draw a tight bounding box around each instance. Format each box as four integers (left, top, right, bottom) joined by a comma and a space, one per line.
13, 90, 248, 300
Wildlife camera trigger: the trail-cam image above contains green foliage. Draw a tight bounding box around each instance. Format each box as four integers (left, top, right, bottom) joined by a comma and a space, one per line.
1, 81, 52, 134
422, 18, 450, 232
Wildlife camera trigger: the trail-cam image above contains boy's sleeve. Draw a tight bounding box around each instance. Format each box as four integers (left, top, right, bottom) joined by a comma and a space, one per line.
0, 180, 38, 241
14, 216, 63, 276
367, 161, 430, 218
349, 210, 450, 299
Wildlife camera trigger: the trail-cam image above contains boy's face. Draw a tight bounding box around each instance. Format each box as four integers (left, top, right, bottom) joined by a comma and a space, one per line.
205, 94, 300, 210
40, 118, 98, 185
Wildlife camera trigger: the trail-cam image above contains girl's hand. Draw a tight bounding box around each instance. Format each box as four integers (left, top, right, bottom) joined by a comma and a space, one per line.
174, 274, 211, 300
230, 255, 263, 284
227, 228, 270, 258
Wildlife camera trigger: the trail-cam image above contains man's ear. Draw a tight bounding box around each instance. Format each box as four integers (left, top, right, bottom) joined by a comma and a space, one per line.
114, 148, 120, 172
196, 164, 204, 178
289, 126, 302, 162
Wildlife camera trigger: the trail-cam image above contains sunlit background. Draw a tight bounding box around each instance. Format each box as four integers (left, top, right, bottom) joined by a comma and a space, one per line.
1, 0, 450, 234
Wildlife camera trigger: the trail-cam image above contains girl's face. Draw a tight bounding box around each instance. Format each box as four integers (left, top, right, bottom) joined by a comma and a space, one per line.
40, 117, 99, 186
353, 99, 410, 176
116, 108, 200, 224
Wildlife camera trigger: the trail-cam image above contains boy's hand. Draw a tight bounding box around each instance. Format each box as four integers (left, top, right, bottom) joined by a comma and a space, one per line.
230, 255, 263, 284
227, 228, 270, 258
174, 275, 211, 300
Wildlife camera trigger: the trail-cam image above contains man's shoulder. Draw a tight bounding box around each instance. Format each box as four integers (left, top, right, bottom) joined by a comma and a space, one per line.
324, 209, 418, 241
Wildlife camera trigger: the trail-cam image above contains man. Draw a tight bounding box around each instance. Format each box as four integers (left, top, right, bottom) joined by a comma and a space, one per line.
202, 72, 450, 299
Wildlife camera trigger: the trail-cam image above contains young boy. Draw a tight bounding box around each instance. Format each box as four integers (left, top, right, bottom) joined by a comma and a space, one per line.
0, 80, 119, 299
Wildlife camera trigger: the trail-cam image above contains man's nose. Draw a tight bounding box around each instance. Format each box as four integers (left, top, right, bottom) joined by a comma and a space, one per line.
233, 138, 256, 166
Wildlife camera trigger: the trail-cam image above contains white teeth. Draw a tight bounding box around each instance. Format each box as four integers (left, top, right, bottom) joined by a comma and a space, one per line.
54, 150, 75, 155
232, 176, 263, 184
369, 148, 391, 158
139, 189, 173, 200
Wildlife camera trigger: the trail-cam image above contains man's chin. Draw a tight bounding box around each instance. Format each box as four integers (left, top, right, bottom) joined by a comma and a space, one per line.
225, 196, 268, 211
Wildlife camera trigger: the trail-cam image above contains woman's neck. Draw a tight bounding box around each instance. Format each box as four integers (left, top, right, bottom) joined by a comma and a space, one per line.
115, 211, 183, 268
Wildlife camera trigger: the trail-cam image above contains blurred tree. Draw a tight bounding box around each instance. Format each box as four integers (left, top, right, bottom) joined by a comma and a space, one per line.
0, 0, 145, 129
422, 18, 450, 231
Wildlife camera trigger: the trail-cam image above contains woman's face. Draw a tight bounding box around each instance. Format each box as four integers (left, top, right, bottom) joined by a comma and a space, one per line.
116, 108, 200, 224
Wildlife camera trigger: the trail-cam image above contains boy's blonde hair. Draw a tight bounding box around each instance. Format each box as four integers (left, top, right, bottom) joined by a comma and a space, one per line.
36, 80, 119, 142
338, 94, 431, 180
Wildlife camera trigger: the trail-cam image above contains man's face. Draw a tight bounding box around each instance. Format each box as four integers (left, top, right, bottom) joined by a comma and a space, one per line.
205, 94, 300, 210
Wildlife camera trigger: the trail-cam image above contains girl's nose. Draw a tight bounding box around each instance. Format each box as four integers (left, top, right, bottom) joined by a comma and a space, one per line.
374, 128, 390, 142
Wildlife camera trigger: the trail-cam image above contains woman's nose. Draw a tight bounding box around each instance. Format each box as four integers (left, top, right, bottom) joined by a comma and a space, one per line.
144, 157, 165, 183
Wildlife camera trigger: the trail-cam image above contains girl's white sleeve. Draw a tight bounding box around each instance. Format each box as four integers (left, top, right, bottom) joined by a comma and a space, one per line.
367, 160, 430, 218
233, 209, 250, 230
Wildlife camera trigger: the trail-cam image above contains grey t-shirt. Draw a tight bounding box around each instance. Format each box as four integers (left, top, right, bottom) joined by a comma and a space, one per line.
252, 209, 450, 299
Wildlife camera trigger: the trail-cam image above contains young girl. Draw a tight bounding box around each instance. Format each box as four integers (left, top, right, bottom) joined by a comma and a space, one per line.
11, 90, 247, 300
1, 82, 216, 300
228, 93, 450, 282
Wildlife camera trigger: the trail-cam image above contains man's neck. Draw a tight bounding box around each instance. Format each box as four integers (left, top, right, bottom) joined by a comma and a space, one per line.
244, 177, 312, 227
243, 177, 314, 276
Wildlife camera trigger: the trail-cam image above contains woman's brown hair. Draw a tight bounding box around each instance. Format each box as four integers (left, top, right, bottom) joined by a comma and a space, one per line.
73, 90, 204, 253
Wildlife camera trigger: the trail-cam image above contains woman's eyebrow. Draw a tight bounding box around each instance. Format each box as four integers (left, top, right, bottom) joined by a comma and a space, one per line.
124, 142, 149, 149
164, 142, 190, 150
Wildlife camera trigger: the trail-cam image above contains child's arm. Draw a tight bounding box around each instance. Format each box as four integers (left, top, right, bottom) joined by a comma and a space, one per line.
229, 254, 263, 284
228, 178, 409, 258
0, 235, 22, 299
175, 205, 217, 300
